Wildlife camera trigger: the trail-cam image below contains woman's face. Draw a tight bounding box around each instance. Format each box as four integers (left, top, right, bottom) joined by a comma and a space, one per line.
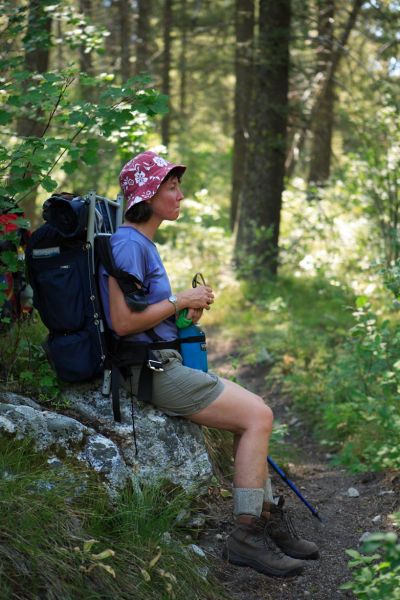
150, 175, 184, 222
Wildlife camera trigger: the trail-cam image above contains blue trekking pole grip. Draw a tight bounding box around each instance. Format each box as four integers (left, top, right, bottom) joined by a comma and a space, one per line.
267, 456, 323, 522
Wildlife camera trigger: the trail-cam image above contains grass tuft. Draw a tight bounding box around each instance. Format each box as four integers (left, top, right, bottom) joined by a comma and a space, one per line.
0, 437, 225, 600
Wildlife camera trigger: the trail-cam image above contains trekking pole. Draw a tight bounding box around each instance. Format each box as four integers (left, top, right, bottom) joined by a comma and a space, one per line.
267, 456, 323, 523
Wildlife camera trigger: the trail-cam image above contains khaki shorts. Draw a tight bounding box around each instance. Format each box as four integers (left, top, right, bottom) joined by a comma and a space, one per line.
123, 349, 225, 417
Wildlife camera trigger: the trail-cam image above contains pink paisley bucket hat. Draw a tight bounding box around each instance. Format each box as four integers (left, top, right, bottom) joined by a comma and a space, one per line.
119, 151, 186, 213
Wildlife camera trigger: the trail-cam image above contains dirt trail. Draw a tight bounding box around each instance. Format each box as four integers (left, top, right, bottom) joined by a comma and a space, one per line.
200, 337, 400, 600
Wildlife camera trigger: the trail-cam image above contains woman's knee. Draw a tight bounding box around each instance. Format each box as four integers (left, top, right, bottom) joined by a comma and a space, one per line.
252, 402, 273, 434
238, 397, 273, 435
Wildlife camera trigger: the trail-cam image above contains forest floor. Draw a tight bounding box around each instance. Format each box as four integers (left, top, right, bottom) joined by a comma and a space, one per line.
199, 337, 400, 600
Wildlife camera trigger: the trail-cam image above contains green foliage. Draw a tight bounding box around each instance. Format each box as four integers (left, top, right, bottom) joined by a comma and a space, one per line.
0, 0, 167, 315
337, 88, 400, 266
341, 514, 400, 599
0, 437, 223, 600
319, 295, 400, 470
0, 69, 166, 200
0, 317, 60, 403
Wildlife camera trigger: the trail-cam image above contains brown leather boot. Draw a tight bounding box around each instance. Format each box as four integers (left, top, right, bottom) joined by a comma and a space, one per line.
262, 497, 319, 560
223, 514, 306, 577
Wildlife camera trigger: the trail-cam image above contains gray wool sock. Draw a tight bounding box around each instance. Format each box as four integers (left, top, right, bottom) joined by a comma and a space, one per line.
233, 487, 265, 518
264, 477, 274, 503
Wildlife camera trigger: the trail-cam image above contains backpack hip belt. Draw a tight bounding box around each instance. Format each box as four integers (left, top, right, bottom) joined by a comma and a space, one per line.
109, 337, 181, 414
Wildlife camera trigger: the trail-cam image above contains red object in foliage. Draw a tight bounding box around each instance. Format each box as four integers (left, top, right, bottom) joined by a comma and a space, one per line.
0, 213, 19, 234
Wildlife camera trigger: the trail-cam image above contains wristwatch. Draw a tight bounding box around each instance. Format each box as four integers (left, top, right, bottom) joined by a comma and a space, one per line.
168, 294, 178, 313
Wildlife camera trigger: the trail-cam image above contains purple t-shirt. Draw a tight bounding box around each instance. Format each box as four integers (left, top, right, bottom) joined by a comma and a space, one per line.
99, 226, 178, 342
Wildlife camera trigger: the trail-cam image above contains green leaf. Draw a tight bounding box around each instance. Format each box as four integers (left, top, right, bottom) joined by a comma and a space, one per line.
39, 374, 56, 388
62, 160, 79, 175
356, 296, 368, 309
20, 370, 34, 383
0, 110, 13, 125
0, 250, 19, 271
81, 138, 99, 165
40, 176, 58, 193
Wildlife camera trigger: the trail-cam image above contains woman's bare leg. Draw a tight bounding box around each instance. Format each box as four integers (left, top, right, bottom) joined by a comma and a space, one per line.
186, 378, 271, 489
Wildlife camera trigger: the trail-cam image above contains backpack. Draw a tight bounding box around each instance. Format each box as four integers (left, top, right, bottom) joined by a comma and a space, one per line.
26, 191, 180, 430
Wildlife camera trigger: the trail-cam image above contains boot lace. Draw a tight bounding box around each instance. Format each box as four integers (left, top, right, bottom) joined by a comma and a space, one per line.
271, 507, 300, 540
252, 518, 287, 558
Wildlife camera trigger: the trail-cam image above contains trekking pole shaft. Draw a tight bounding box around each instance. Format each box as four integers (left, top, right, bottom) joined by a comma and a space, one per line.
267, 456, 322, 522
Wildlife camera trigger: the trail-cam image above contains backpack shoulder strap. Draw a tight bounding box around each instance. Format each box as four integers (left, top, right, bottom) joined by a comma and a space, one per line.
95, 236, 148, 312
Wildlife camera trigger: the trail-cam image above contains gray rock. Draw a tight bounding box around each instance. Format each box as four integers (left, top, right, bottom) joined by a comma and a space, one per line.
372, 515, 382, 524
359, 531, 372, 543
197, 566, 209, 580
0, 402, 88, 451
0, 385, 214, 497
0, 391, 42, 411
47, 456, 63, 469
78, 433, 131, 496
65, 384, 214, 491
188, 514, 207, 528
187, 543, 206, 558
346, 487, 360, 497
175, 509, 191, 525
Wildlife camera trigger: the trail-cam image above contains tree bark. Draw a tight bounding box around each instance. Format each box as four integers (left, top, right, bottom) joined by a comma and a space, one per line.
308, 0, 335, 184
231, 0, 254, 231
79, 0, 94, 77
285, 0, 363, 177
136, 0, 153, 74
161, 0, 173, 147
78, 0, 95, 103
17, 0, 52, 225
235, 0, 291, 276
179, 0, 188, 117
117, 0, 132, 82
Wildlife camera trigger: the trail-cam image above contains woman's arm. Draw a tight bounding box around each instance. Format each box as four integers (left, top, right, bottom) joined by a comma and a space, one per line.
109, 276, 213, 336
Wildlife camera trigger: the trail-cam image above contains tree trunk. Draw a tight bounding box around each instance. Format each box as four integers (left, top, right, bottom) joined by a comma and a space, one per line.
17, 0, 52, 225
308, 0, 335, 184
136, 0, 153, 74
179, 0, 188, 117
285, 0, 363, 177
117, 0, 132, 82
78, 0, 94, 102
161, 0, 173, 147
235, 0, 291, 276
231, 0, 254, 231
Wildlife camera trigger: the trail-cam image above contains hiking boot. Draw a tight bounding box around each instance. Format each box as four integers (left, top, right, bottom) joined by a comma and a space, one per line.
223, 515, 306, 577
262, 497, 319, 560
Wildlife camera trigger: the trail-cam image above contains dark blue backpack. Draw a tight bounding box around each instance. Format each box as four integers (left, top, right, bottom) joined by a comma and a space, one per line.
25, 192, 170, 428
26, 221, 106, 382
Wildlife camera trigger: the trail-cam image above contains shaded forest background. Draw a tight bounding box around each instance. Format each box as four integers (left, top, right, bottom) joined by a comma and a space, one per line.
1, 0, 398, 270
1, 1, 400, 598
1, 0, 400, 474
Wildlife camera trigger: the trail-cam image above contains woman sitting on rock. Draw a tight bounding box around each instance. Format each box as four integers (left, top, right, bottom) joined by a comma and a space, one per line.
99, 150, 319, 578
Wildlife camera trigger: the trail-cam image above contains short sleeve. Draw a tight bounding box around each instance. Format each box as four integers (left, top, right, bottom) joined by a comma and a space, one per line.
111, 239, 147, 282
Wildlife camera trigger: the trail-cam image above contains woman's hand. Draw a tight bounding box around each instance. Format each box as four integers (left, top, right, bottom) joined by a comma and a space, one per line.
186, 308, 203, 324
176, 285, 214, 311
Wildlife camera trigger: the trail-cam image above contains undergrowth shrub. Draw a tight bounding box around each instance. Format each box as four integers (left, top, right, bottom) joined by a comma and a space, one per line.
341, 514, 400, 599
0, 437, 223, 600
0, 316, 60, 402
319, 294, 400, 471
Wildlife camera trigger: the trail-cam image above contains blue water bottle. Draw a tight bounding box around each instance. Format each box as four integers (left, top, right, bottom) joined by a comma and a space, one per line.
178, 322, 208, 372
176, 272, 209, 372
